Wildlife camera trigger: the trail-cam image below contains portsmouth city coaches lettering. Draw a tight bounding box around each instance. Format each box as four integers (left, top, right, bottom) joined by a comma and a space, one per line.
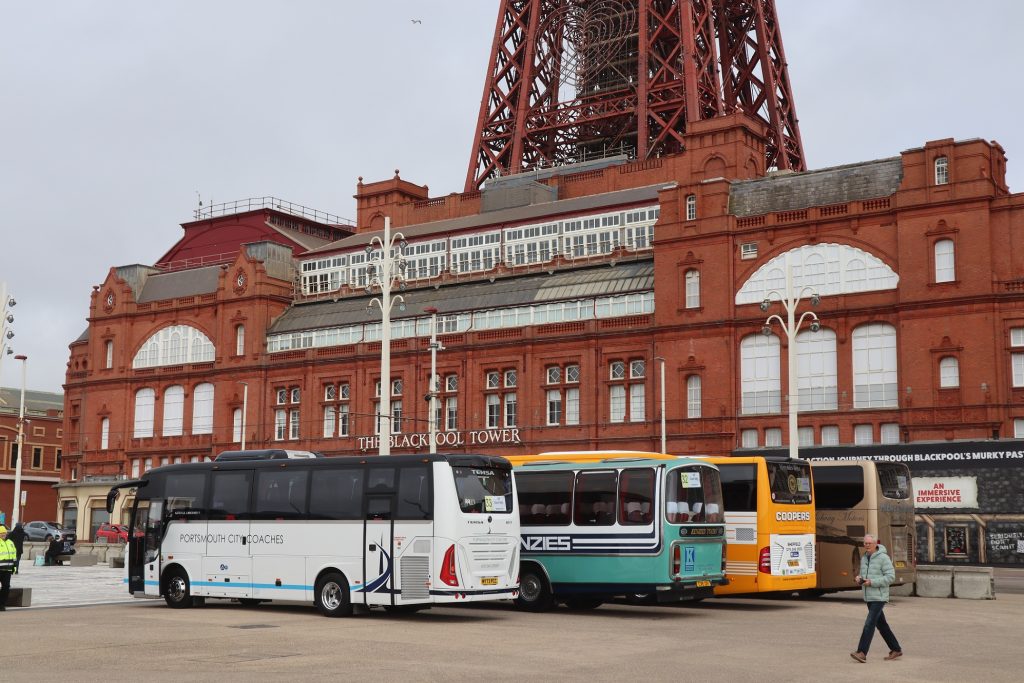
358, 428, 521, 451
179, 533, 286, 545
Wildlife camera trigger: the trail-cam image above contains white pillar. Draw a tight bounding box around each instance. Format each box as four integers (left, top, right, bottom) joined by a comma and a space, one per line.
378, 217, 393, 456
427, 308, 439, 455
239, 382, 248, 450
12, 354, 27, 525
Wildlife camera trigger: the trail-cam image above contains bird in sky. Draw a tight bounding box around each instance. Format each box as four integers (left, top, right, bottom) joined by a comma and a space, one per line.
411, 19, 422, 24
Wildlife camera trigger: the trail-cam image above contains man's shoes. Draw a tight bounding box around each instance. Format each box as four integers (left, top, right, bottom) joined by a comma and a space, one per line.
884, 650, 903, 661
850, 652, 867, 663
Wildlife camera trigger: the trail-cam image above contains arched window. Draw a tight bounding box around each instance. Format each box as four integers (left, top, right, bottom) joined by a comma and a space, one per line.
741, 334, 781, 414
852, 323, 898, 408
797, 328, 838, 411
685, 269, 701, 309
935, 156, 949, 185
192, 383, 215, 435
687, 375, 702, 418
685, 194, 697, 221
133, 388, 155, 438
162, 385, 184, 437
934, 239, 955, 283
736, 244, 897, 304
132, 325, 215, 369
235, 324, 245, 356
939, 356, 960, 388
100, 417, 110, 450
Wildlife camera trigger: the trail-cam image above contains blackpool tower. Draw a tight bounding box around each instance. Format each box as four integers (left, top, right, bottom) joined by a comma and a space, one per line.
466, 0, 805, 191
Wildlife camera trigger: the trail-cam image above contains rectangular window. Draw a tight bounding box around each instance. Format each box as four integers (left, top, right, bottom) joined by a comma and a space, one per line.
566, 365, 580, 383
1015, 418, 1024, 439
880, 423, 901, 444
821, 425, 840, 446
210, 470, 252, 519
574, 471, 617, 526
517, 471, 573, 526
740, 429, 758, 448
504, 369, 517, 388
1012, 328, 1024, 387
338, 405, 350, 437
391, 400, 402, 433
546, 390, 562, 426
687, 375, 702, 419
798, 426, 815, 447
445, 375, 458, 392
629, 360, 645, 378
445, 397, 458, 430
610, 361, 625, 380
504, 393, 517, 427
309, 468, 363, 520
765, 428, 782, 448
619, 468, 655, 525
486, 394, 500, 429
274, 409, 287, 441
289, 408, 300, 440
32, 447, 42, 469
323, 406, 335, 438
854, 424, 874, 445
255, 469, 309, 519
565, 388, 579, 425
610, 385, 626, 423
131, 459, 140, 478
547, 367, 561, 384
628, 384, 644, 422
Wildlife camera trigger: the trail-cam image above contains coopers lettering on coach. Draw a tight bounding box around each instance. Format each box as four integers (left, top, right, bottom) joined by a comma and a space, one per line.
776, 511, 811, 521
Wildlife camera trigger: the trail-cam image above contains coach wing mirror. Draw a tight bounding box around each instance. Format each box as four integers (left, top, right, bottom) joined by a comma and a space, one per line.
106, 489, 119, 514
107, 479, 147, 514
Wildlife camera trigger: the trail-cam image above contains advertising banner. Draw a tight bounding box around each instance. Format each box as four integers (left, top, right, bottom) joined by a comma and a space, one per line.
912, 476, 978, 509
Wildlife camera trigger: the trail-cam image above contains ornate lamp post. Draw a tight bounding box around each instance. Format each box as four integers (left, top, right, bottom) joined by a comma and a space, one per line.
365, 217, 407, 456
760, 264, 821, 460
423, 307, 445, 455
0, 282, 15, 380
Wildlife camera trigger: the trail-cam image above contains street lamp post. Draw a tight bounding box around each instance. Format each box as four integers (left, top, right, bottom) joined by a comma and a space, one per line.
424, 307, 444, 455
655, 356, 667, 454
0, 282, 15, 381
238, 381, 248, 450
365, 217, 407, 456
11, 354, 27, 525
760, 263, 821, 460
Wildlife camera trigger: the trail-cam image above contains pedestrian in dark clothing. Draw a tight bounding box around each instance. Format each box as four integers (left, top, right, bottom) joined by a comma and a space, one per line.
6, 523, 26, 572
850, 534, 903, 663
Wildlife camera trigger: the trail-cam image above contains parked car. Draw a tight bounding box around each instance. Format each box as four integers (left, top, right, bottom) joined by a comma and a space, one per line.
94, 523, 129, 543
24, 521, 77, 544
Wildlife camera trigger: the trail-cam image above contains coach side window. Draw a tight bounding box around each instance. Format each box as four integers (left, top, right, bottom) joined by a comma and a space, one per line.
574, 471, 617, 526
256, 468, 309, 519
619, 468, 654, 525
396, 467, 432, 520
209, 471, 252, 520
165, 472, 208, 516
516, 471, 573, 526
309, 468, 363, 519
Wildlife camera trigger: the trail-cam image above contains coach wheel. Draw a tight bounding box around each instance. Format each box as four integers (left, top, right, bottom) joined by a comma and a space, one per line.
163, 568, 193, 609
315, 571, 353, 617
563, 597, 603, 610
515, 567, 555, 612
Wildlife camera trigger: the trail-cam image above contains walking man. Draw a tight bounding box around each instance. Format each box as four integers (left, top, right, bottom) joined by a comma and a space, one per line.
0, 525, 18, 611
850, 534, 902, 663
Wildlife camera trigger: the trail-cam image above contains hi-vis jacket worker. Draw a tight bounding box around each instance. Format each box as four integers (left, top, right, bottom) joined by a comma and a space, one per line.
0, 524, 18, 611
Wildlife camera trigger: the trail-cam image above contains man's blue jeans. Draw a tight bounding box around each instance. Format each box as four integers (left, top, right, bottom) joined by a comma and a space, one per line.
857, 601, 901, 654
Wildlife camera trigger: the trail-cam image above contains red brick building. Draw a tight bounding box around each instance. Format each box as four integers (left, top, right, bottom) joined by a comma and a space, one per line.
60, 117, 1024, 562
0, 387, 62, 524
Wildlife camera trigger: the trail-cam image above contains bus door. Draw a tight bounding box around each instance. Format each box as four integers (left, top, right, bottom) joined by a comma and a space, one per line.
128, 499, 156, 595
363, 493, 395, 606
204, 469, 253, 599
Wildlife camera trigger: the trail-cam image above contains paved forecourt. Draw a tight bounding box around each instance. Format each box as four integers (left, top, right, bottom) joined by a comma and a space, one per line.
2, 566, 1022, 682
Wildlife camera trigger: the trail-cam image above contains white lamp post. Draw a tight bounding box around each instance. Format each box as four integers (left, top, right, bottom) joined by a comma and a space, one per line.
655, 356, 667, 454
238, 381, 248, 450
365, 217, 407, 456
760, 263, 821, 460
11, 354, 27, 525
424, 307, 444, 455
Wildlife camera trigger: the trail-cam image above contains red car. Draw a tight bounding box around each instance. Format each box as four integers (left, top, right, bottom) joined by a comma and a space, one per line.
94, 523, 129, 543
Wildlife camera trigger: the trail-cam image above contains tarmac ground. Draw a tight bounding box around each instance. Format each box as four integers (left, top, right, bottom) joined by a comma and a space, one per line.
2, 563, 1022, 682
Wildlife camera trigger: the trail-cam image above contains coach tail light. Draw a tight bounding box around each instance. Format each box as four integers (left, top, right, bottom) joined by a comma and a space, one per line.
440, 543, 459, 587
671, 545, 681, 578
758, 546, 771, 574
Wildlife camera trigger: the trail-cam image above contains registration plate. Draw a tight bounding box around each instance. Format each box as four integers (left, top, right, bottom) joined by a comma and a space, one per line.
696, 580, 711, 588
481, 577, 498, 586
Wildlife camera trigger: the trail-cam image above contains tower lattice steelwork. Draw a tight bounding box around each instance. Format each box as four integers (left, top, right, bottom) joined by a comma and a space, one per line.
466, 0, 805, 191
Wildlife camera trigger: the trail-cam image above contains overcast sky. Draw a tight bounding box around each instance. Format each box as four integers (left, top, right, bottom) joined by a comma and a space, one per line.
2, 1, 1022, 394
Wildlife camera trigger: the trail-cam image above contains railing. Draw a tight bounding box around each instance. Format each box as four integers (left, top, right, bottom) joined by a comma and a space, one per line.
192, 196, 354, 226
734, 196, 894, 230
154, 251, 237, 272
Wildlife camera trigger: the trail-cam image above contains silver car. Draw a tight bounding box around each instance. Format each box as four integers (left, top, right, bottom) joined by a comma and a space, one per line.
24, 521, 77, 543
